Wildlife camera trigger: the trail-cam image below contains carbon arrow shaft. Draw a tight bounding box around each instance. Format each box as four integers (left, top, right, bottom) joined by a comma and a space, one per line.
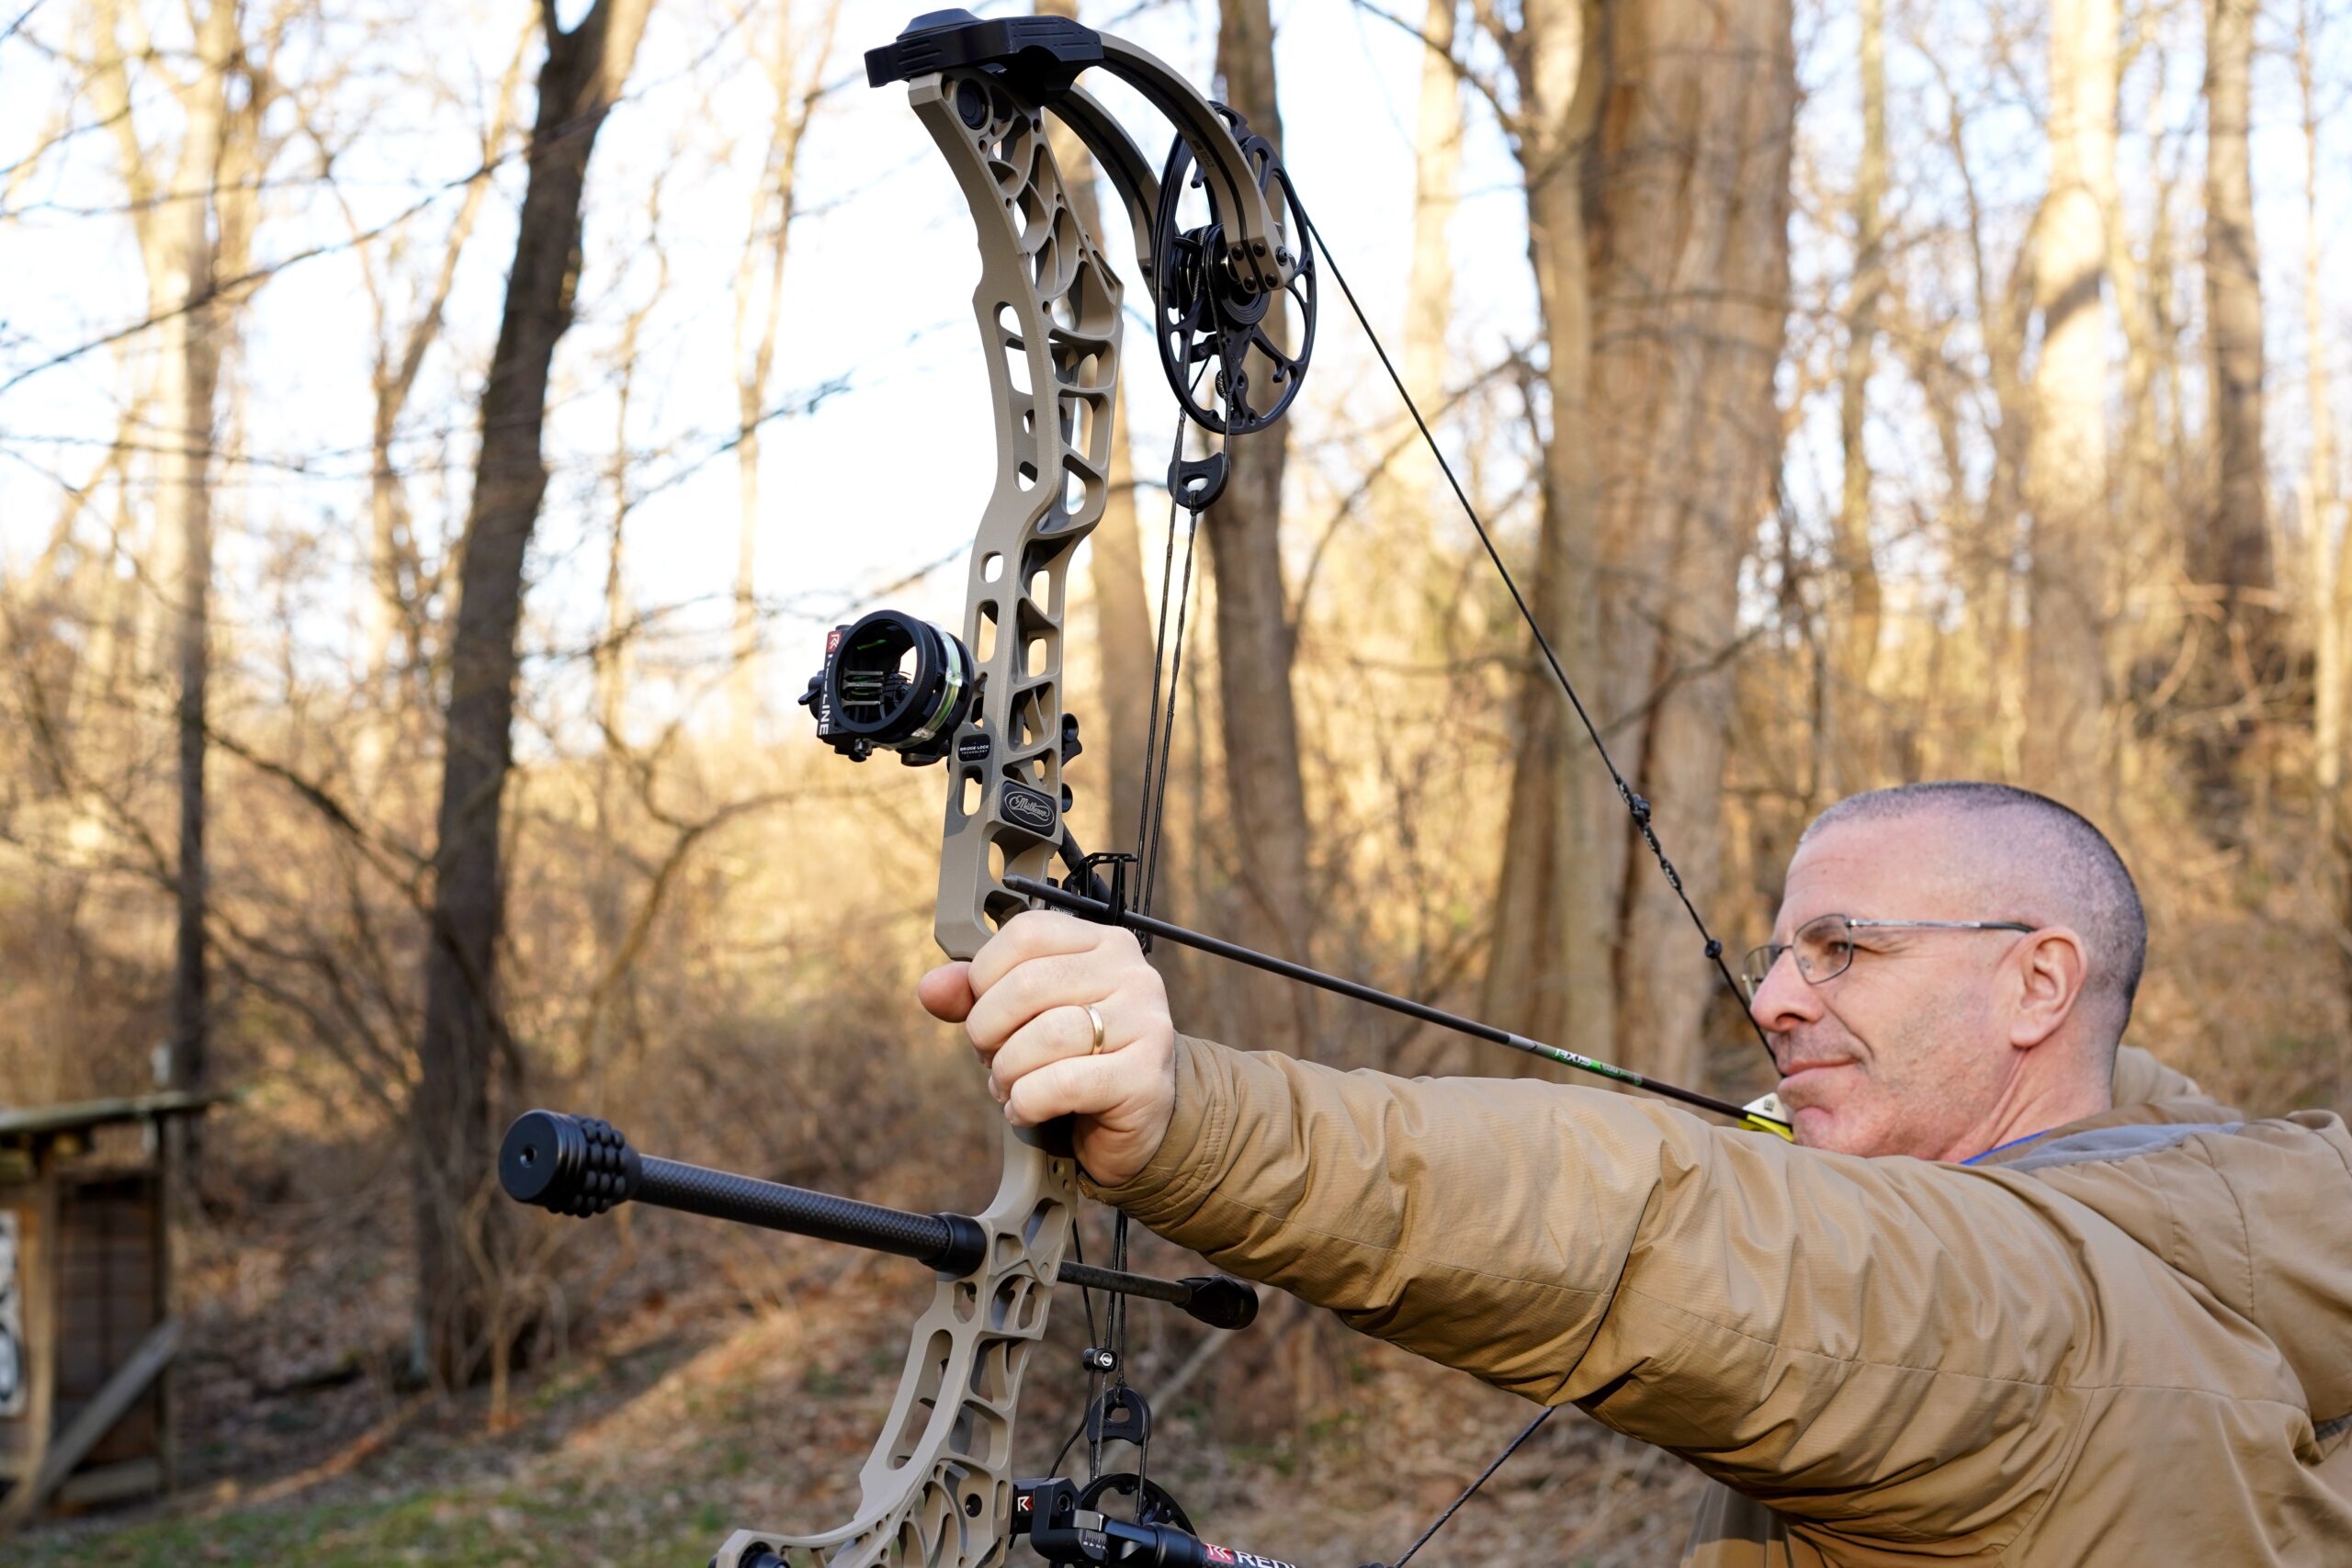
1004, 874, 1792, 1138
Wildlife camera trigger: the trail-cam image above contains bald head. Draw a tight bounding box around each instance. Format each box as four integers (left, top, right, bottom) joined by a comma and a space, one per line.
1802, 783, 2146, 1046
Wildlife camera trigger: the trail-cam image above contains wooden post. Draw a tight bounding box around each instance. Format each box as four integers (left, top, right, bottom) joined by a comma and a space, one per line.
0, 1092, 220, 1525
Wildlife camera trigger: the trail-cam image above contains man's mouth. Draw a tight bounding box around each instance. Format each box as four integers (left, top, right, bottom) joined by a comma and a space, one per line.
1777, 1059, 1856, 1092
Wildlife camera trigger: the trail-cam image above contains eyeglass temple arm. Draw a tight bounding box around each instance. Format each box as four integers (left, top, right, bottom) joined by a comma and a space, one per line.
1841, 919, 2037, 932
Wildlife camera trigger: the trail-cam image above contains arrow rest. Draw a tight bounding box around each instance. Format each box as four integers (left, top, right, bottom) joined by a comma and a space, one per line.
1070, 850, 1145, 951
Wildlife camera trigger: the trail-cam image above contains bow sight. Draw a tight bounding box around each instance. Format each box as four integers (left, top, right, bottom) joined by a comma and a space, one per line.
801, 610, 978, 765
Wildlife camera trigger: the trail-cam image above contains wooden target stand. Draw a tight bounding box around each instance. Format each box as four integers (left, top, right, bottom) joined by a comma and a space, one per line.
0, 1090, 224, 1526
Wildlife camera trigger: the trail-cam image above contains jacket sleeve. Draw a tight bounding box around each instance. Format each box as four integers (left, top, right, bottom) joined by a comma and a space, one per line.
1087, 1036, 2141, 1546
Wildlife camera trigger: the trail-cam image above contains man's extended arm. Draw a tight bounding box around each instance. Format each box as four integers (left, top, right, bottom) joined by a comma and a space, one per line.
1087, 1035, 2168, 1545
922, 912, 2264, 1548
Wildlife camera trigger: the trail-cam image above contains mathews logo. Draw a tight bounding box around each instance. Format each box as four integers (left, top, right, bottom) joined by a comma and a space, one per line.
1000, 784, 1057, 834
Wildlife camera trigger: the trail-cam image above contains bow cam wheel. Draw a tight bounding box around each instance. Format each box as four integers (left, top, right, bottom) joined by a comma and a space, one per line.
1149, 107, 1317, 437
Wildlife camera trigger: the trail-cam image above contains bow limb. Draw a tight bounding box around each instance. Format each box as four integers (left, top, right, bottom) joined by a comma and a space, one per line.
710, 61, 1124, 1568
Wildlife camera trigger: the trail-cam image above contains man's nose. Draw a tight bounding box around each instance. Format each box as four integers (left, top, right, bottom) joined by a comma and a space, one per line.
1747, 947, 1821, 1043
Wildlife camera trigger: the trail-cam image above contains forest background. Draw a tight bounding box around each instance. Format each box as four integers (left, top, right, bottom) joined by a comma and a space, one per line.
2, 0, 2348, 1557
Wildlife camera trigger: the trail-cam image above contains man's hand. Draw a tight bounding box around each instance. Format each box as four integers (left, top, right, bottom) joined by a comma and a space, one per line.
917, 910, 1178, 1187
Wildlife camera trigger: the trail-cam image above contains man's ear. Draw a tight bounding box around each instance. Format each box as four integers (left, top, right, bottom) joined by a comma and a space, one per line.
2009, 926, 2089, 1049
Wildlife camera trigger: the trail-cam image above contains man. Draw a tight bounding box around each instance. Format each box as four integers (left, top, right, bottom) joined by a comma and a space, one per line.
921, 782, 2352, 1564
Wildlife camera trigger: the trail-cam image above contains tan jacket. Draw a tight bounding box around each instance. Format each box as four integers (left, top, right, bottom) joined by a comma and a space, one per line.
1091, 1043, 2352, 1564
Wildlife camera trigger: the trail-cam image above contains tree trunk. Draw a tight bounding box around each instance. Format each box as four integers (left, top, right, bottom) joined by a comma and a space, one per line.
1935, 77, 2036, 771
89, 0, 251, 1170
729, 0, 838, 747
1403, 0, 1460, 439
1829, 0, 1886, 787
1478, 0, 1612, 1065
1588, 0, 1796, 1088
1201, 0, 1318, 1057
2106, 24, 2171, 696
2188, 0, 2271, 820
2020, 0, 2115, 807
2300, 0, 2348, 852
163, 270, 225, 1147
414, 0, 654, 1389
588, 212, 667, 1076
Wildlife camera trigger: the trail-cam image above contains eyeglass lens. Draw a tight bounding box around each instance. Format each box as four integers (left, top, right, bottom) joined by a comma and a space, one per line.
1740, 915, 1854, 998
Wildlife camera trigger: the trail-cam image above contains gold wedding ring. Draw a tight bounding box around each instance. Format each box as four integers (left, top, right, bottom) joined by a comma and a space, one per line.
1084, 1003, 1106, 1055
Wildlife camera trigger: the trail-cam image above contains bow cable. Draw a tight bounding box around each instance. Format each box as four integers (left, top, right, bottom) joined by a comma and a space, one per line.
1069, 411, 1216, 1525
1383, 1406, 1558, 1568
1134, 416, 1208, 924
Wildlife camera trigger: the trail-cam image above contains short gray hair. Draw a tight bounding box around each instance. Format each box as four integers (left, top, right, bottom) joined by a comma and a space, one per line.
1803, 783, 2147, 1040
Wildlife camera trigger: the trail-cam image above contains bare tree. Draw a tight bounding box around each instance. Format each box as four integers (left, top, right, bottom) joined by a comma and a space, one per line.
1403, 0, 1461, 441
2021, 0, 2117, 804
413, 0, 655, 1387
85, 0, 285, 1160
1589, 0, 1798, 1088
2188, 0, 2273, 818
1202, 0, 1319, 1058
2108, 13, 2179, 654
1476, 0, 1795, 1087
1476, 0, 1614, 1060
346, 14, 536, 793
1830, 0, 1889, 785
2299, 0, 2349, 847
587, 182, 670, 1075
730, 0, 842, 746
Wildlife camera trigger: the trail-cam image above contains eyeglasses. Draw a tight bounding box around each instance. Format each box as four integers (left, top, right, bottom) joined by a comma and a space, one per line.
1739, 914, 2036, 1001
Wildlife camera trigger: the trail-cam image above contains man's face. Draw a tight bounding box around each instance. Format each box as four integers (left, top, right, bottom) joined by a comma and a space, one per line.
1749, 815, 2028, 1160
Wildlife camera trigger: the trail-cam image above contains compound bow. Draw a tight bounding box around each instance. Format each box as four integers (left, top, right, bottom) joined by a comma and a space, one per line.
501, 12, 1790, 1566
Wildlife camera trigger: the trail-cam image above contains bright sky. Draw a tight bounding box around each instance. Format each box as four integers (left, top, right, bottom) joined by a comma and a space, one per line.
1, 0, 2346, 746
0, 0, 1540, 739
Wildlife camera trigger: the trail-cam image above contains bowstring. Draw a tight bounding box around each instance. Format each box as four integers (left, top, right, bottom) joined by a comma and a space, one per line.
1135, 402, 1206, 923
1113, 1208, 1146, 1518
1131, 429, 1184, 882
1138, 511, 1199, 923
1289, 199, 1778, 1068
1061, 410, 1206, 1513
1110, 414, 1205, 1520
